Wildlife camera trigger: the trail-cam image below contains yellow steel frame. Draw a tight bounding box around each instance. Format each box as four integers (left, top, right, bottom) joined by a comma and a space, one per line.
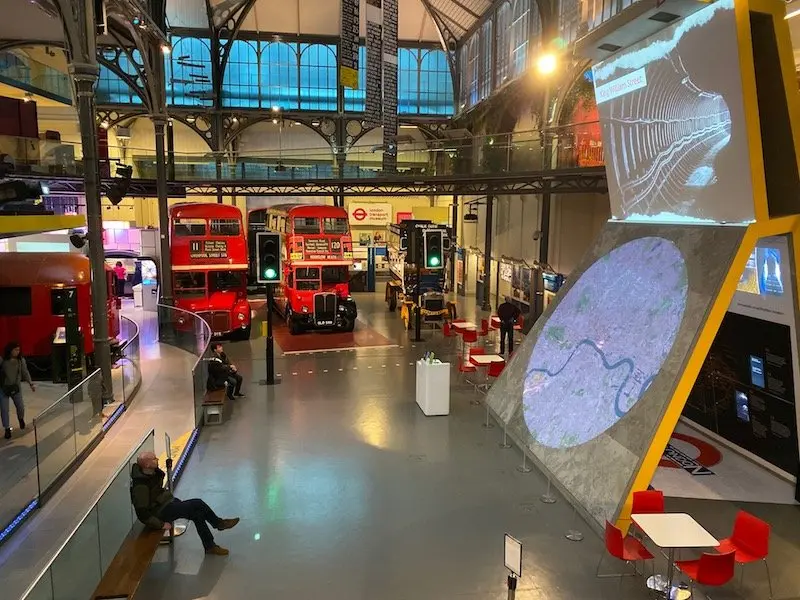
616, 0, 800, 530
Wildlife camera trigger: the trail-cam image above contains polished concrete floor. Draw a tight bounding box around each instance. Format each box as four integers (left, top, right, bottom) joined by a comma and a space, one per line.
136, 290, 798, 600
0, 307, 196, 600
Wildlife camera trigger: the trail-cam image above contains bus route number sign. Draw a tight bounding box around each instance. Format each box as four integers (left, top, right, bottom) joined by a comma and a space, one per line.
190, 240, 228, 259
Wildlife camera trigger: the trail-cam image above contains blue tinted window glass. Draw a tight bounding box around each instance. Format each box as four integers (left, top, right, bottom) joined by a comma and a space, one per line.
96, 49, 143, 105
223, 40, 259, 108
343, 46, 367, 112
261, 41, 299, 110
168, 36, 213, 107
299, 44, 337, 111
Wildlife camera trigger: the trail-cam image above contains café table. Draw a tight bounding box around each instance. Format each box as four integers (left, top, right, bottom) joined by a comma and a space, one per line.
631, 513, 719, 600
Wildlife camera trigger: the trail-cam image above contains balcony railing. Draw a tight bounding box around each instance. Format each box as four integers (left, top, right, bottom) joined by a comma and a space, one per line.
0, 51, 72, 103
0, 122, 604, 184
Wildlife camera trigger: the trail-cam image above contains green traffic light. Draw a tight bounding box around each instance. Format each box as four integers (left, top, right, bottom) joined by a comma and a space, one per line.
264, 267, 277, 279
428, 256, 441, 267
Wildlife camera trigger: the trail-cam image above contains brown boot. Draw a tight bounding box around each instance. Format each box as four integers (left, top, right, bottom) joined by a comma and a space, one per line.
205, 545, 229, 556
216, 517, 240, 531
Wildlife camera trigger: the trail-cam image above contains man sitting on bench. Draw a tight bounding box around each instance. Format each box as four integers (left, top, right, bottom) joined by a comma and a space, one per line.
208, 342, 244, 400
131, 452, 240, 555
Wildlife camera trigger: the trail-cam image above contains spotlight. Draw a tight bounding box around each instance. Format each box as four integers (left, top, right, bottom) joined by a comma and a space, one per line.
107, 164, 133, 206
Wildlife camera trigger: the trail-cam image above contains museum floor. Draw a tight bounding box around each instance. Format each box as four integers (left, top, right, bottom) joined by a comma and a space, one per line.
130, 290, 799, 600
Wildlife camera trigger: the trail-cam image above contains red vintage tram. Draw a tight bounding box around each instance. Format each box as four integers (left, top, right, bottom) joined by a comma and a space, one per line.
169, 202, 251, 340
0, 252, 121, 368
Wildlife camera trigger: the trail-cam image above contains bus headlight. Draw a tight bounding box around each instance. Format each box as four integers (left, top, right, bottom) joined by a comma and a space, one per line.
301, 306, 309, 313
237, 313, 245, 321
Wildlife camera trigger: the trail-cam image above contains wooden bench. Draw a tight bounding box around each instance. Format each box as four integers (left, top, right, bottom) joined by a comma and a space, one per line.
91, 527, 164, 600
202, 389, 228, 425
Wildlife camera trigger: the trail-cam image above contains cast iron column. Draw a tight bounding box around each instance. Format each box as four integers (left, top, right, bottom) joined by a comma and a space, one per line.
72, 64, 113, 403
153, 116, 174, 305
450, 195, 458, 291
481, 194, 494, 312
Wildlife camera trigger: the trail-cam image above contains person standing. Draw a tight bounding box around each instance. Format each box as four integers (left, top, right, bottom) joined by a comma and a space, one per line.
0, 341, 36, 440
131, 452, 240, 555
113, 261, 127, 297
496, 298, 522, 356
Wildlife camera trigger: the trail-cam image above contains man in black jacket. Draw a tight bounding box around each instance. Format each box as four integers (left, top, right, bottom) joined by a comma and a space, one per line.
496, 297, 522, 355
131, 452, 239, 555
207, 343, 244, 399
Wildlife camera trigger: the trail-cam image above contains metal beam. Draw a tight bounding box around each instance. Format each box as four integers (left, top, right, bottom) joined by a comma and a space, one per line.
19, 167, 607, 197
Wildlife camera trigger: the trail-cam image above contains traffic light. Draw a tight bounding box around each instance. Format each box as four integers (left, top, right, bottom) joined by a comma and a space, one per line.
423, 230, 444, 269
256, 231, 282, 284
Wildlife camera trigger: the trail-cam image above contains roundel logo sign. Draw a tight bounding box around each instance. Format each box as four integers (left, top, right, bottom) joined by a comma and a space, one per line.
352, 208, 368, 221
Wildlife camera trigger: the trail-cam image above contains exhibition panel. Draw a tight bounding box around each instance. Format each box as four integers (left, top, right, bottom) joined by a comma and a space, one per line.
485, 221, 747, 528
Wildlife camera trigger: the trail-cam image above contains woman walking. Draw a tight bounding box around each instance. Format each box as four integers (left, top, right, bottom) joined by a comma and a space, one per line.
1, 341, 36, 440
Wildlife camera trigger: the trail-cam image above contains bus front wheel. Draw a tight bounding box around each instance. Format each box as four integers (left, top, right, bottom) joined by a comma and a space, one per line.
286, 308, 302, 335
234, 325, 251, 341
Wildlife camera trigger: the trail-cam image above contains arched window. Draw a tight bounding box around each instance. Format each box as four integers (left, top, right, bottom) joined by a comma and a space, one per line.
223, 40, 259, 108
495, 1, 512, 85
168, 37, 213, 107
530, 0, 542, 50
465, 34, 480, 108
509, 0, 530, 78
398, 48, 418, 114
418, 49, 453, 115
260, 41, 299, 110
479, 19, 493, 101
343, 46, 367, 112
299, 44, 337, 111
559, 0, 581, 45
97, 48, 143, 105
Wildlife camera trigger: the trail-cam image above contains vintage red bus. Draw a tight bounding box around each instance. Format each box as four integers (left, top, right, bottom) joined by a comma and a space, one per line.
0, 252, 121, 371
169, 202, 251, 340
248, 204, 357, 334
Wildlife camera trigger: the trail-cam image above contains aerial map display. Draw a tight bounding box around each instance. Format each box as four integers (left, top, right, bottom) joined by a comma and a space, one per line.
523, 238, 689, 448
592, 0, 754, 224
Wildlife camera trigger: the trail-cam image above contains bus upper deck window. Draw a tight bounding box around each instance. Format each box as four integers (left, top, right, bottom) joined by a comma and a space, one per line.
210, 219, 240, 236
174, 219, 206, 236
293, 217, 320, 234
323, 218, 349, 234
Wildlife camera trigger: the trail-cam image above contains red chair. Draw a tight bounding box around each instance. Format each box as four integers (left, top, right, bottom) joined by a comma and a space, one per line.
632, 490, 665, 514
675, 551, 736, 595
596, 521, 654, 579
630, 489, 665, 540
469, 347, 485, 357
462, 330, 478, 344
487, 361, 505, 379
479, 318, 490, 337
715, 511, 773, 598
442, 322, 455, 338
457, 354, 477, 383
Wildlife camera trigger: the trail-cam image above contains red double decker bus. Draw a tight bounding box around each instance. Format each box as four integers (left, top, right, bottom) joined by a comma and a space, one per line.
248, 204, 357, 334
170, 203, 251, 340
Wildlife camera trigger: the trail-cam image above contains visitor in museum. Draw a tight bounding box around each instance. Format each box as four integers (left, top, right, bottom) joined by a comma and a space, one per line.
208, 342, 245, 399
131, 451, 240, 555
0, 341, 35, 440
496, 297, 522, 356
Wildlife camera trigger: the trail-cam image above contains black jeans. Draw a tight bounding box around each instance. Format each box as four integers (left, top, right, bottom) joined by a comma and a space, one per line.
227, 372, 243, 396
159, 498, 222, 550
499, 323, 514, 355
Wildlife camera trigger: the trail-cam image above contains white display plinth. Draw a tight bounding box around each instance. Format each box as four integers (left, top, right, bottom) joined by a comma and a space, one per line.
132, 284, 143, 308
415, 360, 451, 416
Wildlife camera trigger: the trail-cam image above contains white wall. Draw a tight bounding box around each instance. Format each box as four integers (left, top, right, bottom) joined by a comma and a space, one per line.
459, 192, 610, 276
